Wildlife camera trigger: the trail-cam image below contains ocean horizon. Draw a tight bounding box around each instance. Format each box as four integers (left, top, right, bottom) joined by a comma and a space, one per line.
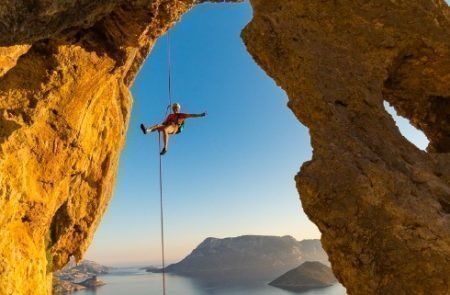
75, 268, 347, 295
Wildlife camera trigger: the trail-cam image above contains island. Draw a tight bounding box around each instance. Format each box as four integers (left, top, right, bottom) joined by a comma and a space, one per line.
269, 261, 337, 292
53, 260, 110, 294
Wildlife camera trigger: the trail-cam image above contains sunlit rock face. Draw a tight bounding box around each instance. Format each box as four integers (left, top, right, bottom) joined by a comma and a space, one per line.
243, 0, 450, 294
1, 0, 449, 294
0, 1, 197, 294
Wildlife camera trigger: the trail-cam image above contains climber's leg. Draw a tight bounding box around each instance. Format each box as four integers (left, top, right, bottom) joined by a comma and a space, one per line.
160, 125, 177, 155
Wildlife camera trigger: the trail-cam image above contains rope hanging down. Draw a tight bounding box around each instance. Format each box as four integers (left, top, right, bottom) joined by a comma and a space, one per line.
158, 133, 167, 295
157, 29, 173, 295
166, 30, 173, 113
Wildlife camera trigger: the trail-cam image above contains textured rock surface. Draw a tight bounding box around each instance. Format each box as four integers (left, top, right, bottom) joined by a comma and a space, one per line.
242, 0, 450, 294
1, 0, 449, 294
0, 1, 198, 294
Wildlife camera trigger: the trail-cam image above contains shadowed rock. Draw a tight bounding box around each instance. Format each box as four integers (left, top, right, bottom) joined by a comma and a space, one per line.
242, 0, 450, 294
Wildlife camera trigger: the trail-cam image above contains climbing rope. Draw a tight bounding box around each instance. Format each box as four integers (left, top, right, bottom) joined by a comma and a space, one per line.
158, 133, 167, 295
166, 30, 173, 113
157, 29, 173, 295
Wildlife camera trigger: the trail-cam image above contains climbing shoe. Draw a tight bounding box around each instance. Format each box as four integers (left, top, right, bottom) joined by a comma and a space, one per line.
160, 148, 167, 155
140, 124, 147, 135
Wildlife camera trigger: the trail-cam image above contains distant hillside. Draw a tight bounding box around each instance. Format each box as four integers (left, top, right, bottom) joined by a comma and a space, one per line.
56, 260, 112, 282
53, 260, 111, 294
158, 235, 328, 281
269, 261, 337, 292
70, 260, 112, 275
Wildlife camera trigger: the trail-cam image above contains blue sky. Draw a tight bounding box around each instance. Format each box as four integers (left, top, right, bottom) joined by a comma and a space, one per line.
85, 1, 430, 266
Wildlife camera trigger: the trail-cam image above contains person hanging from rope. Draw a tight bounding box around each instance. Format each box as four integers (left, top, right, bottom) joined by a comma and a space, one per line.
140, 103, 206, 155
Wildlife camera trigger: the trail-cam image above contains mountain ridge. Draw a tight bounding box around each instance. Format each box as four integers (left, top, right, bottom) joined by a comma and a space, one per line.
150, 235, 328, 282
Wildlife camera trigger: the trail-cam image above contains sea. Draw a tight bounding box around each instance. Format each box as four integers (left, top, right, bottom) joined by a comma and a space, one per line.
75, 268, 347, 295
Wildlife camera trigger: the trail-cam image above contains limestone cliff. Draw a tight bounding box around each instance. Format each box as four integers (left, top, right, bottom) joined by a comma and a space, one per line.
0, 1, 198, 294
242, 0, 450, 294
1, 0, 449, 295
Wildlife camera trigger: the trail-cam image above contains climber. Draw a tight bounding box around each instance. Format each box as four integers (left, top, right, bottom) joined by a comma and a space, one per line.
140, 103, 206, 155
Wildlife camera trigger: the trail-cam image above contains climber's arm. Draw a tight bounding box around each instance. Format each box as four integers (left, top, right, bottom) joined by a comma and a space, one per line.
185, 112, 206, 119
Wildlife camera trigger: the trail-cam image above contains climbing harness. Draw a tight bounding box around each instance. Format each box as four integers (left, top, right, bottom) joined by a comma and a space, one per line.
175, 116, 185, 134
162, 113, 185, 134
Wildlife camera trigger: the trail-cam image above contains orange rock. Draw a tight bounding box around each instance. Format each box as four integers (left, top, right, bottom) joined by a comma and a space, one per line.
0, 1, 198, 294
1, 0, 449, 294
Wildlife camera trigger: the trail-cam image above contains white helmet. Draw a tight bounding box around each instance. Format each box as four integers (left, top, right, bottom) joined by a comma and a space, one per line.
172, 103, 181, 109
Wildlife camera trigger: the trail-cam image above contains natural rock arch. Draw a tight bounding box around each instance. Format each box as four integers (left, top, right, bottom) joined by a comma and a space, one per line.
241, 1, 450, 294
0, 0, 449, 294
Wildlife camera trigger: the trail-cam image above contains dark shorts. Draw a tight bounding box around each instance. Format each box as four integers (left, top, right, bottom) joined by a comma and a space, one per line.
176, 125, 183, 134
